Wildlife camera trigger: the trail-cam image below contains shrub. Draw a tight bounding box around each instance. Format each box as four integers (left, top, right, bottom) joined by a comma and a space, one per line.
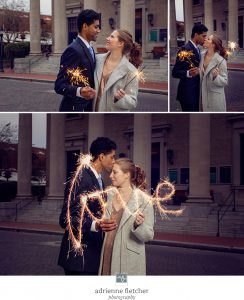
4, 42, 30, 59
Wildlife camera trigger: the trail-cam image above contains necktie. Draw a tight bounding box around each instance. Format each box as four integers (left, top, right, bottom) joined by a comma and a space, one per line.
97, 175, 103, 190
88, 46, 95, 62
197, 47, 201, 60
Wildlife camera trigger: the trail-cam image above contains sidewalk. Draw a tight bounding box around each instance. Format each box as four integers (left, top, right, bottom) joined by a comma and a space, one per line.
0, 221, 244, 254
0, 68, 168, 95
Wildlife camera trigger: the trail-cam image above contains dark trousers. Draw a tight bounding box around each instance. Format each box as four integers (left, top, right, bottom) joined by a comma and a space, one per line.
64, 269, 97, 276
180, 100, 199, 112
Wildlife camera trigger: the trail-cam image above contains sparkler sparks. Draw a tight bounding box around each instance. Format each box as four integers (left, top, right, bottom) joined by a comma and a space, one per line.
177, 50, 196, 68
66, 67, 90, 86
65, 154, 183, 255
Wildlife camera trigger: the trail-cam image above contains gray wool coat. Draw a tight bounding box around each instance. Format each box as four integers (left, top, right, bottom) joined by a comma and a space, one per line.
98, 188, 154, 275
93, 52, 139, 111
199, 51, 228, 112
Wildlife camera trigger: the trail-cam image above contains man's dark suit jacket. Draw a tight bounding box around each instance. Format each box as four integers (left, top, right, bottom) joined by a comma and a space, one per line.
172, 41, 201, 112
58, 167, 104, 274
54, 37, 95, 112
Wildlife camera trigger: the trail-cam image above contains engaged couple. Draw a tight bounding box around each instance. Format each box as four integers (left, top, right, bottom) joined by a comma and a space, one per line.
172, 24, 228, 112
54, 9, 142, 112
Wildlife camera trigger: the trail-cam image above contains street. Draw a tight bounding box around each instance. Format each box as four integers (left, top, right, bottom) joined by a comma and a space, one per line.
0, 79, 168, 112
170, 68, 244, 112
0, 231, 243, 275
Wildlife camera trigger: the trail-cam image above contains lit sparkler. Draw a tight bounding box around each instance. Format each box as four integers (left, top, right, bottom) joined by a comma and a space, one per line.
66, 67, 90, 86
217, 41, 239, 67
114, 66, 146, 103
177, 50, 196, 68
65, 154, 183, 255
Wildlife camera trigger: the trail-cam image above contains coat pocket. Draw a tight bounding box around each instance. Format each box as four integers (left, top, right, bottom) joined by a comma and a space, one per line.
126, 242, 141, 254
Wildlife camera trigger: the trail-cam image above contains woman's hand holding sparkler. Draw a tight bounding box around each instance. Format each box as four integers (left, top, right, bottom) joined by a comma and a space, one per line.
134, 211, 145, 229
95, 218, 117, 232
114, 88, 126, 101
212, 67, 220, 79
80, 86, 96, 100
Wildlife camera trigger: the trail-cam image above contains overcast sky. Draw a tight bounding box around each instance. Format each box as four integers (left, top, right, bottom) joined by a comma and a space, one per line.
175, 0, 184, 21
22, 0, 51, 15
0, 114, 46, 148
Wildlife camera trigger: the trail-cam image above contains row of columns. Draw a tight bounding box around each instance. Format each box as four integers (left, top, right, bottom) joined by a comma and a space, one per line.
17, 114, 212, 204
30, 0, 135, 56
171, 0, 239, 47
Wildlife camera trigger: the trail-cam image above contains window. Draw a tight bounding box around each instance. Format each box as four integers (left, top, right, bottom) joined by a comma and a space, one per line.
168, 169, 178, 184
149, 29, 158, 42
159, 29, 167, 42
180, 168, 189, 184
240, 134, 244, 185
213, 20, 217, 31
192, 0, 201, 5
219, 166, 231, 184
210, 167, 217, 184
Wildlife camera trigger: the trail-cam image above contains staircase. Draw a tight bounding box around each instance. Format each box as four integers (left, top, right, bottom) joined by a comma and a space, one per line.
142, 58, 168, 83
228, 49, 244, 64
155, 204, 244, 238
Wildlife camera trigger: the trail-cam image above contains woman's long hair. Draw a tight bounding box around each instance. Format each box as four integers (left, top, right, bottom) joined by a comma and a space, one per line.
116, 29, 143, 68
212, 35, 228, 60
114, 158, 146, 190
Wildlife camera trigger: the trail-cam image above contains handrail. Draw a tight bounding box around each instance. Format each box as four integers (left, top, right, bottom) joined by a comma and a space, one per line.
216, 187, 236, 237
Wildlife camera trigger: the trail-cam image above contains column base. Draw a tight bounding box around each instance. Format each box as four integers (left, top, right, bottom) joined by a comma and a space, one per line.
186, 195, 213, 203
29, 53, 42, 56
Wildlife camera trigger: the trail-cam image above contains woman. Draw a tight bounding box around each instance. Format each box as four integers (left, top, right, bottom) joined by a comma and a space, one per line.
99, 158, 154, 275
94, 29, 143, 112
200, 34, 228, 111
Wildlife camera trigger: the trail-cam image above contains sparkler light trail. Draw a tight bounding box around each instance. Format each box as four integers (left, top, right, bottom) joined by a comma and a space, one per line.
65, 154, 183, 255
177, 50, 197, 68
66, 67, 90, 86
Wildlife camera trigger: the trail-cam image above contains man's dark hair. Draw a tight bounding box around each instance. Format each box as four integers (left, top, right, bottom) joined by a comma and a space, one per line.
191, 24, 208, 38
90, 137, 116, 160
77, 9, 100, 33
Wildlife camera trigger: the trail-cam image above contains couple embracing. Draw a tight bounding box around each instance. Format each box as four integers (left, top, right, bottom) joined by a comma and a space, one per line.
58, 137, 154, 276
55, 9, 141, 112
172, 24, 228, 112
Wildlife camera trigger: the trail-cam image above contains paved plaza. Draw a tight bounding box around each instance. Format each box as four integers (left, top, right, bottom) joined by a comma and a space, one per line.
0, 230, 244, 276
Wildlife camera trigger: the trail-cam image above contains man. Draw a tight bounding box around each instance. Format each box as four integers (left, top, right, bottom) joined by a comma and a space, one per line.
58, 137, 117, 275
55, 9, 100, 112
172, 24, 208, 112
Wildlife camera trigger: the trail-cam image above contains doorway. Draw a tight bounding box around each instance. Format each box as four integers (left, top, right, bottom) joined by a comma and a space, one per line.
135, 9, 142, 45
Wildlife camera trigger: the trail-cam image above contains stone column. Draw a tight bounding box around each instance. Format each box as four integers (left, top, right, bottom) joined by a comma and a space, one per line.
170, 0, 178, 48
228, 0, 238, 42
204, 0, 213, 34
30, 0, 41, 55
17, 114, 32, 199
184, 0, 193, 42
187, 114, 212, 203
84, 0, 97, 10
88, 115, 105, 149
133, 114, 151, 189
120, 0, 135, 40
53, 0, 68, 55
47, 114, 66, 200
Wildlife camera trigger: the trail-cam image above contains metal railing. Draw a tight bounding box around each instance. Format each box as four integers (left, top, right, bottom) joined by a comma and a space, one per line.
0, 197, 35, 222
216, 187, 236, 237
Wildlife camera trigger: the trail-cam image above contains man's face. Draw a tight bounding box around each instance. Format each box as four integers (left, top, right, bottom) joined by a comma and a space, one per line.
85, 20, 101, 42
196, 32, 207, 46
100, 150, 116, 172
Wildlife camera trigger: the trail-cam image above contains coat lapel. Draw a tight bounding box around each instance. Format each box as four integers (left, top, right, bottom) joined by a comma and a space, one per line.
96, 54, 129, 93
204, 52, 220, 77
82, 167, 101, 191
117, 189, 139, 232
75, 37, 96, 71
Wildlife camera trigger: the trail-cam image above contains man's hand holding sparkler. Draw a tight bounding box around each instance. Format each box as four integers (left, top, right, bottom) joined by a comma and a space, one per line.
95, 218, 117, 232
189, 67, 200, 77
80, 86, 96, 100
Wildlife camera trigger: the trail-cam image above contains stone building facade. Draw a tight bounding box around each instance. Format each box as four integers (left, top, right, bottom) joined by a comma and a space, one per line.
171, 0, 244, 48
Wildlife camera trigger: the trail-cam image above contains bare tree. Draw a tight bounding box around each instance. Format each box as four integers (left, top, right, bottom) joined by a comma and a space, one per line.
0, 122, 18, 143
0, 0, 27, 43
